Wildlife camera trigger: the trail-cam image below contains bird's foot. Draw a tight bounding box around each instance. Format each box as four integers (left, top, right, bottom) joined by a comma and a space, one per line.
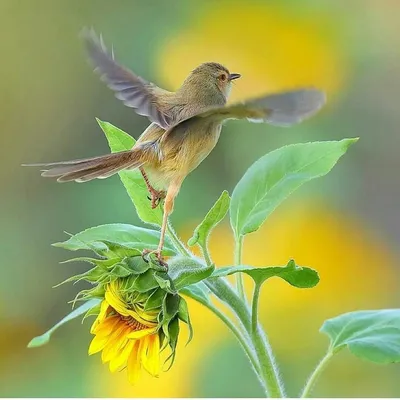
142, 248, 168, 269
146, 189, 166, 209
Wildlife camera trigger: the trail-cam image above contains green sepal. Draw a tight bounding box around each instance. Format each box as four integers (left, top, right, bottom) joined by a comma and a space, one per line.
168, 256, 215, 290
144, 288, 167, 311
124, 256, 152, 274
109, 262, 134, 278
178, 297, 193, 345
164, 318, 179, 371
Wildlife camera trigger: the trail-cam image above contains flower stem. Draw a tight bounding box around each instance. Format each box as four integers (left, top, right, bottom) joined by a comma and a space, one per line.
235, 235, 246, 300
166, 220, 191, 257
252, 284, 261, 333
200, 298, 266, 391
206, 278, 285, 398
300, 351, 333, 398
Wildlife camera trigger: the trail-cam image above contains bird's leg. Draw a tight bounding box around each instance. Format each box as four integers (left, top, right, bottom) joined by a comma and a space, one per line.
139, 167, 166, 209
142, 178, 182, 268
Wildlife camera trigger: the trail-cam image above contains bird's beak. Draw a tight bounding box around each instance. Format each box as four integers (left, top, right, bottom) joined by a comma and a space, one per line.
229, 73, 241, 81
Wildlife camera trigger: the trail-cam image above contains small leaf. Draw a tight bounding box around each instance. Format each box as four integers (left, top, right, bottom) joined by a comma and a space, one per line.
230, 139, 358, 239
210, 259, 319, 288
178, 297, 193, 344
179, 282, 212, 306
97, 119, 163, 226
168, 256, 215, 290
53, 224, 176, 256
321, 309, 400, 363
27, 299, 101, 348
188, 190, 230, 247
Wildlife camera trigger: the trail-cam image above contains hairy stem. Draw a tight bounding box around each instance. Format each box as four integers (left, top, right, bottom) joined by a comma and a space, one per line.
235, 235, 246, 300
166, 220, 191, 257
206, 278, 285, 398
300, 351, 333, 398
252, 284, 261, 333
168, 222, 284, 397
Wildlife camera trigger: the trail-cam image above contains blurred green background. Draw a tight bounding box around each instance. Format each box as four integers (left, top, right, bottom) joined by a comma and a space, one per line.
2, 0, 400, 397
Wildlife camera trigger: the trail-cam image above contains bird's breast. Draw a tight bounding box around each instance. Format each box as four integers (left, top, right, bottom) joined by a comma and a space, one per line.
145, 120, 222, 190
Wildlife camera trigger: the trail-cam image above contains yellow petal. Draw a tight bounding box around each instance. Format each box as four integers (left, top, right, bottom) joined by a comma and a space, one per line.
109, 339, 135, 373
126, 327, 157, 340
127, 341, 141, 385
131, 304, 159, 325
88, 334, 109, 355
105, 284, 130, 317
101, 324, 129, 363
93, 315, 120, 337
90, 300, 110, 334
142, 334, 160, 377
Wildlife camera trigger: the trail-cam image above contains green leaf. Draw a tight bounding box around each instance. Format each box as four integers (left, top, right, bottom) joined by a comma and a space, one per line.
230, 139, 358, 239
179, 282, 212, 306
97, 119, 163, 226
321, 309, 400, 363
210, 259, 319, 288
53, 224, 176, 256
168, 256, 215, 290
27, 299, 101, 348
188, 190, 230, 247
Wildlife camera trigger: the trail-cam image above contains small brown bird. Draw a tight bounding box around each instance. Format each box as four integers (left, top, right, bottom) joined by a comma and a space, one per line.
25, 28, 326, 266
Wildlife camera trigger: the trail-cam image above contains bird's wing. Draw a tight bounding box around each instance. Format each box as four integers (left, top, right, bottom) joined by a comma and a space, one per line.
174, 89, 326, 127
82, 28, 173, 129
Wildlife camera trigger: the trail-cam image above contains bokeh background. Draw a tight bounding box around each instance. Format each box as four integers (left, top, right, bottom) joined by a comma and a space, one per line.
1, 0, 400, 397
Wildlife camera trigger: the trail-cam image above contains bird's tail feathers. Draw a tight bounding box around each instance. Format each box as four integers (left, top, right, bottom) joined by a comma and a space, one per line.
23, 149, 143, 182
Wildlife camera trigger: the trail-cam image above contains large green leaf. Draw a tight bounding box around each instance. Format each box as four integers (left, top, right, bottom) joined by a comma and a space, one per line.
210, 259, 319, 288
28, 299, 101, 348
97, 119, 163, 226
53, 223, 176, 256
321, 309, 400, 363
230, 139, 358, 239
168, 256, 215, 290
188, 190, 230, 247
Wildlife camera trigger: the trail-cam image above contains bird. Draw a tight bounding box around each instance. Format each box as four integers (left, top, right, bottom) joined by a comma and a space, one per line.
24, 28, 326, 267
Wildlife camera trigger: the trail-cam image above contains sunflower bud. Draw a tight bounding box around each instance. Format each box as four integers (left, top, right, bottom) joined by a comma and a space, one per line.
66, 253, 187, 383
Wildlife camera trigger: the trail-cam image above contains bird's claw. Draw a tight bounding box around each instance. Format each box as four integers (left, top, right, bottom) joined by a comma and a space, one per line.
142, 249, 168, 269
147, 189, 166, 209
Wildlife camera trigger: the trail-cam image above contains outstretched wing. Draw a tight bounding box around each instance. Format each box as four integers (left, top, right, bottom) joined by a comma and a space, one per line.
82, 28, 173, 129
176, 88, 326, 127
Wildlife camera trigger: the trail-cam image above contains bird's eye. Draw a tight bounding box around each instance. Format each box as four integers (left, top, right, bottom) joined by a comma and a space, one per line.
219, 74, 227, 81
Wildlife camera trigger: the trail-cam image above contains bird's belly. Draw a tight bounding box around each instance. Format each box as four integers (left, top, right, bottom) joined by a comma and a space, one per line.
145, 123, 221, 190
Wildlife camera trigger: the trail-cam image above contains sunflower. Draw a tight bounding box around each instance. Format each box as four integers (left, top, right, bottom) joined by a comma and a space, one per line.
88, 280, 162, 384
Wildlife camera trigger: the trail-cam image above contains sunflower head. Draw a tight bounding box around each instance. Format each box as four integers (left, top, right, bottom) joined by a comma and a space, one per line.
64, 251, 193, 384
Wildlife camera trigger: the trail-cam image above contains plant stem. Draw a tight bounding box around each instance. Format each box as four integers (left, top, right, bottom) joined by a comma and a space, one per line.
252, 284, 261, 333
202, 299, 266, 391
235, 235, 246, 300
200, 243, 213, 267
206, 278, 285, 398
166, 220, 191, 257
300, 351, 333, 398
168, 222, 284, 397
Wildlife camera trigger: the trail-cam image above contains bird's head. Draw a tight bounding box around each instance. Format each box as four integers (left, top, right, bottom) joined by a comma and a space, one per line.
179, 62, 241, 106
